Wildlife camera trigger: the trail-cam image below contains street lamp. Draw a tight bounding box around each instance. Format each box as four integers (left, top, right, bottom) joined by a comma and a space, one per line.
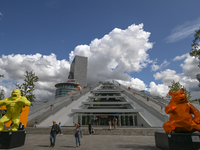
197, 74, 200, 87
0, 74, 5, 99
0, 89, 4, 100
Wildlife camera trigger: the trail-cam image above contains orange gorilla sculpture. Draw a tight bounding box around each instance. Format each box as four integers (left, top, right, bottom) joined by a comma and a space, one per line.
163, 88, 200, 133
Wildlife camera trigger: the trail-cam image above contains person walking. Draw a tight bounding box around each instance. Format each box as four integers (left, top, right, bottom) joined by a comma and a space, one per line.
50, 104, 54, 110
75, 123, 82, 147
58, 122, 63, 135
18, 122, 24, 130
79, 86, 82, 94
113, 117, 118, 129
34, 119, 38, 127
109, 119, 112, 130
87, 122, 92, 136
91, 128, 95, 134
93, 118, 96, 126
147, 97, 149, 101
50, 121, 60, 148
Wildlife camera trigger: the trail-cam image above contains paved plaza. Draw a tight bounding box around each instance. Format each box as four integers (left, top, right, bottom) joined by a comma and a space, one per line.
11, 134, 160, 150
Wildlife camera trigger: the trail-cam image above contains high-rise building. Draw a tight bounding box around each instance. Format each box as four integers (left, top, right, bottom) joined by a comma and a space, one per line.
68, 55, 88, 87
54, 55, 88, 98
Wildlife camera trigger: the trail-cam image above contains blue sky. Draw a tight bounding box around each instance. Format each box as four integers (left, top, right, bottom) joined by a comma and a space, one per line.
0, 0, 200, 100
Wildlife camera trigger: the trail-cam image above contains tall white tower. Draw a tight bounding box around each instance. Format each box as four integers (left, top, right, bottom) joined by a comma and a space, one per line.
68, 55, 88, 87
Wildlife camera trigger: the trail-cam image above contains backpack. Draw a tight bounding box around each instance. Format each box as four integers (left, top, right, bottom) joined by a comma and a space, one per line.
114, 118, 117, 122
75, 131, 78, 137
56, 124, 60, 134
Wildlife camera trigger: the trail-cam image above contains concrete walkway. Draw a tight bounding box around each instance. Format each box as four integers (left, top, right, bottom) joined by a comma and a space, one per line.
115, 83, 169, 123
117, 84, 165, 114
123, 93, 164, 127
24, 127, 164, 136
37, 84, 101, 126
11, 134, 160, 150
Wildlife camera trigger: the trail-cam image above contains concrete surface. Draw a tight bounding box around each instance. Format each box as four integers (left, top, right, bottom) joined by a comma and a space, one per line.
24, 127, 164, 136
11, 134, 160, 150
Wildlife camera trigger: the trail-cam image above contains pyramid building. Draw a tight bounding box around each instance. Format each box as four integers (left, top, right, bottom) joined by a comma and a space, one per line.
28, 81, 172, 127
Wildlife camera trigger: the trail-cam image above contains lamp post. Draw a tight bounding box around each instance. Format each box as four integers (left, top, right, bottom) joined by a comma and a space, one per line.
0, 74, 5, 99
0, 89, 4, 100
197, 74, 200, 87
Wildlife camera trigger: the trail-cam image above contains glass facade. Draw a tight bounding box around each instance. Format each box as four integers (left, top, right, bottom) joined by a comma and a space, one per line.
55, 83, 78, 99
76, 114, 137, 126
72, 83, 141, 126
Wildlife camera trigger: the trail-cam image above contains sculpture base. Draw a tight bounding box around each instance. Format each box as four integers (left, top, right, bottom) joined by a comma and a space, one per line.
155, 131, 200, 150
0, 131, 26, 149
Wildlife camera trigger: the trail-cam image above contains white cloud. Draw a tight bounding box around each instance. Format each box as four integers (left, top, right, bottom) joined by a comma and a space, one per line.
173, 53, 189, 61
165, 17, 200, 43
0, 24, 154, 101
181, 55, 199, 79
151, 60, 170, 71
1, 23, 199, 101
117, 78, 147, 91
152, 54, 200, 99
0, 53, 70, 100
117, 78, 169, 98
147, 82, 169, 97
70, 24, 153, 85
154, 69, 181, 84
113, 53, 200, 100
151, 64, 160, 72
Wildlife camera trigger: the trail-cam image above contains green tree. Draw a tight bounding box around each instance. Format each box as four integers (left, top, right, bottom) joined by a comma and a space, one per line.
189, 98, 200, 105
190, 27, 200, 87
190, 27, 200, 60
167, 80, 191, 100
15, 71, 39, 103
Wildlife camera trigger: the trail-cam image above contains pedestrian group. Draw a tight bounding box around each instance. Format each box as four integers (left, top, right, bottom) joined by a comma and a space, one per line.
49, 118, 118, 148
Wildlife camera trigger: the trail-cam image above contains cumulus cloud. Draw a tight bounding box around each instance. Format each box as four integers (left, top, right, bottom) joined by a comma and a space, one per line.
70, 24, 153, 85
151, 60, 170, 71
0, 53, 70, 100
173, 53, 189, 61
117, 78, 169, 98
165, 17, 200, 43
154, 71, 199, 99
151, 64, 159, 72
154, 69, 181, 84
152, 54, 200, 99
0, 24, 154, 101
117, 78, 147, 91
181, 55, 199, 79
1, 22, 199, 101
147, 82, 169, 97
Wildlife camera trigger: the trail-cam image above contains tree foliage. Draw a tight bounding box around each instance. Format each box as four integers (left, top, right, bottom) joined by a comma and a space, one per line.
189, 99, 200, 105
190, 27, 200, 60
167, 80, 191, 100
15, 71, 39, 103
